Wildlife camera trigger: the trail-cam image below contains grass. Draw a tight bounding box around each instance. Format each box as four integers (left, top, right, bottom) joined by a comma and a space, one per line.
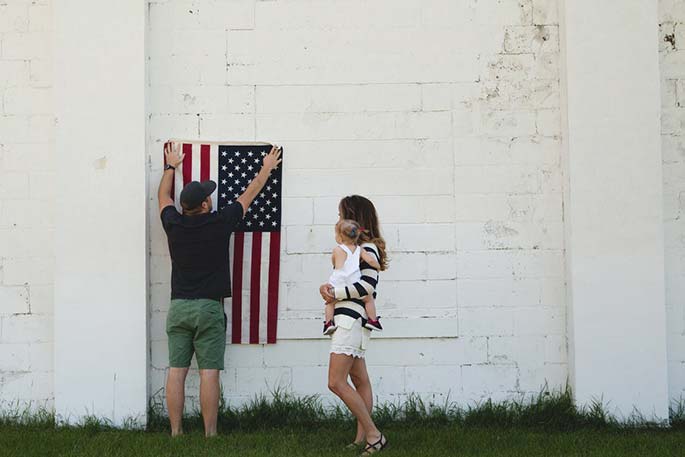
1, 389, 684, 457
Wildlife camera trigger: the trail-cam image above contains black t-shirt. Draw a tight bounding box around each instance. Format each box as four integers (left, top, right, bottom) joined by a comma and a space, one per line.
161, 202, 244, 300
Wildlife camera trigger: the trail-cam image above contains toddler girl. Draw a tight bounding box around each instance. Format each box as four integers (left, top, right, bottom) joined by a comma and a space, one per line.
323, 219, 383, 335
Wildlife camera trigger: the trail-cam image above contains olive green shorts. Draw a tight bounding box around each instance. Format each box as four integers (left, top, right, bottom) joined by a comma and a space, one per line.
166, 298, 226, 370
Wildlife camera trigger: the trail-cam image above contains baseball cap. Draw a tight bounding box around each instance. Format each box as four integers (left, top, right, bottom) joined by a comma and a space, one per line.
180, 180, 216, 210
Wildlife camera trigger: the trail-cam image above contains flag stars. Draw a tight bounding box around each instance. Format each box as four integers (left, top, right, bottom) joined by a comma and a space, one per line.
259, 221, 264, 227
222, 151, 227, 157
241, 172, 247, 178
248, 151, 253, 157
228, 158, 234, 163
221, 193, 226, 198
241, 158, 247, 164
221, 165, 227, 171
221, 179, 227, 185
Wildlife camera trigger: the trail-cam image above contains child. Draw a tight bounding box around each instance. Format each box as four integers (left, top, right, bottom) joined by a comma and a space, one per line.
323, 219, 383, 335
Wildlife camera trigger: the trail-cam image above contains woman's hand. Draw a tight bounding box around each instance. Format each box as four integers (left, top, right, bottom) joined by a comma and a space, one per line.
319, 283, 335, 303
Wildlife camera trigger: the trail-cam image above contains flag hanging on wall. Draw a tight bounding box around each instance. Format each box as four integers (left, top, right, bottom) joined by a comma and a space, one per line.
166, 140, 282, 344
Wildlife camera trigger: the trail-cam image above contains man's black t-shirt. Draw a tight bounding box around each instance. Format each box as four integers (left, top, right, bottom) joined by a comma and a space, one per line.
161, 202, 244, 300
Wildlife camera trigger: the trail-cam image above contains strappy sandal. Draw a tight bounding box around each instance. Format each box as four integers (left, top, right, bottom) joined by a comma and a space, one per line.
360, 434, 388, 455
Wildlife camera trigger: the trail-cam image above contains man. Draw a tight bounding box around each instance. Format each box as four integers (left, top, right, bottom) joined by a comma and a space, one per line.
158, 141, 282, 437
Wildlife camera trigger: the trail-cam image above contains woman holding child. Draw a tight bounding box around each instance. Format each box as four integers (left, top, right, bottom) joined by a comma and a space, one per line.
319, 195, 389, 455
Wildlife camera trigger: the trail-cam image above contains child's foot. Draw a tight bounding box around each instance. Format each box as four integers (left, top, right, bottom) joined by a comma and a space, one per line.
364, 317, 383, 332
323, 320, 337, 335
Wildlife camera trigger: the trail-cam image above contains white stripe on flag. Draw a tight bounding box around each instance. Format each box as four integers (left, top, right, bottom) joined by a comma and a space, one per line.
174, 161, 183, 211
241, 232, 253, 345
225, 231, 235, 339
259, 232, 270, 344
191, 143, 200, 182
209, 143, 219, 209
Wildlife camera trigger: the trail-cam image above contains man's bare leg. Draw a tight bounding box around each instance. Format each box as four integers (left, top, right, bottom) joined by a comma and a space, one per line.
199, 369, 220, 437
166, 367, 189, 436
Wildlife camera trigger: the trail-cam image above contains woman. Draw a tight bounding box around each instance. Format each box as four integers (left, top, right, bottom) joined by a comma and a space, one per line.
319, 195, 389, 455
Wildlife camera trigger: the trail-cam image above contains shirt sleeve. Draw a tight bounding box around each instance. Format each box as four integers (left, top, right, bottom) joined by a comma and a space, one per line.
334, 244, 380, 300
160, 205, 180, 232
219, 201, 245, 230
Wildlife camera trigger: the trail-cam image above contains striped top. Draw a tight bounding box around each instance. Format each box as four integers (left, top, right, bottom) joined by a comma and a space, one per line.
332, 242, 380, 326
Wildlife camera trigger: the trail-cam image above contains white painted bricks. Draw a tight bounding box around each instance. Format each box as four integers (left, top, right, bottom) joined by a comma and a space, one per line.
0, 0, 682, 419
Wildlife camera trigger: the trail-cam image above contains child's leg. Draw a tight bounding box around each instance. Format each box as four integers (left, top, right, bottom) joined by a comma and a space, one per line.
363, 296, 378, 321
325, 302, 335, 322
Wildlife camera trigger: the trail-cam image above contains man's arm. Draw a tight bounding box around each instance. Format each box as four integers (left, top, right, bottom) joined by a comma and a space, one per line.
158, 142, 185, 214
236, 145, 282, 215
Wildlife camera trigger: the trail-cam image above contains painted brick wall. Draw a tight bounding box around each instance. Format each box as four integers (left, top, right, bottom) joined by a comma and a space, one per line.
2, 0, 680, 412
0, 0, 54, 407
147, 0, 567, 410
659, 0, 685, 402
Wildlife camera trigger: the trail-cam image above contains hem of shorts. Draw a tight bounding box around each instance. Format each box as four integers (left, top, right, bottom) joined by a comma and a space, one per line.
329, 349, 366, 359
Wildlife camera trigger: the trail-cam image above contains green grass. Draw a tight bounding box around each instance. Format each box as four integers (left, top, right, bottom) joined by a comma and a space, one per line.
1, 389, 684, 457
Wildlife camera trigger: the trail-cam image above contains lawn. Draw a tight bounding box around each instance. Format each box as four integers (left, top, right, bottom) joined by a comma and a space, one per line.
2, 391, 684, 457
2, 424, 685, 457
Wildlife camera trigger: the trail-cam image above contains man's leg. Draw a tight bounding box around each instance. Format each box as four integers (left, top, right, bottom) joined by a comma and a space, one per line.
166, 367, 189, 436
199, 369, 220, 437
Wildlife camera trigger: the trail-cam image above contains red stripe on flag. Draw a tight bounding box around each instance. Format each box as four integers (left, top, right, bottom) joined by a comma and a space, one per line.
249, 232, 262, 344
266, 231, 281, 344
182, 143, 193, 186
200, 144, 210, 181
231, 232, 244, 344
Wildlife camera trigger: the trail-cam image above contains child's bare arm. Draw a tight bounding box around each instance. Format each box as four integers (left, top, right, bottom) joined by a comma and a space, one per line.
333, 246, 347, 269
361, 250, 381, 270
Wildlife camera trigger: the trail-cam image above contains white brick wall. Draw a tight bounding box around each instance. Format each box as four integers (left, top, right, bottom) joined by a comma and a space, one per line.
1, 0, 681, 412
659, 0, 685, 402
0, 0, 54, 408
146, 0, 567, 409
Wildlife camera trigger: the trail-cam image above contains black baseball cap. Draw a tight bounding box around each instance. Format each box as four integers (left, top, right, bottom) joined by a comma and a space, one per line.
180, 180, 216, 210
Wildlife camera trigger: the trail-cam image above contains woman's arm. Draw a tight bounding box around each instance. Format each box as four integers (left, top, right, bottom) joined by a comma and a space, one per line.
333, 244, 380, 300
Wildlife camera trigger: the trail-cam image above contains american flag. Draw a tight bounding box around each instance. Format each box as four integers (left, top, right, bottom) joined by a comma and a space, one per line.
167, 140, 282, 344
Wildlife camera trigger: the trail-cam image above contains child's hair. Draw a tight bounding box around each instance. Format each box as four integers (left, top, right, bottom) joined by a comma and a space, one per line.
336, 219, 362, 244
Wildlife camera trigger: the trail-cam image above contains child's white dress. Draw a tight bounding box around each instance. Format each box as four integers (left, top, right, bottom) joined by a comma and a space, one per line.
328, 244, 361, 289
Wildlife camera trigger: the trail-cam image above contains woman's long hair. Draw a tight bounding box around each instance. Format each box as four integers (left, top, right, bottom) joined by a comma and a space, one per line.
339, 195, 389, 271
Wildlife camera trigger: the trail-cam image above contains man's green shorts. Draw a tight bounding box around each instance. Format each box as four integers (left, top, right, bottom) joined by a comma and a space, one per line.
166, 298, 226, 370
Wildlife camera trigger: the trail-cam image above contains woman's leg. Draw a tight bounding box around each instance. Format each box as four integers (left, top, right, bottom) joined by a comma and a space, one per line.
328, 353, 381, 444
350, 357, 374, 444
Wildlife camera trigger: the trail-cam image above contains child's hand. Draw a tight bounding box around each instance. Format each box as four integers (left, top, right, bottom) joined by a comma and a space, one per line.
361, 250, 381, 270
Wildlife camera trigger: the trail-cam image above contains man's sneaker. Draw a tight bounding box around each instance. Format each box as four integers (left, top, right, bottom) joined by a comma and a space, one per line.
364, 317, 383, 332
323, 320, 337, 335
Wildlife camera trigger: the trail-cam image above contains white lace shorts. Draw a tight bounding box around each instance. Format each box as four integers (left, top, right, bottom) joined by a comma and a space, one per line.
330, 321, 371, 359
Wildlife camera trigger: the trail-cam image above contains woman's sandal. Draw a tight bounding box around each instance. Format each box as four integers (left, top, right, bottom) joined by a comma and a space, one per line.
360, 434, 388, 455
